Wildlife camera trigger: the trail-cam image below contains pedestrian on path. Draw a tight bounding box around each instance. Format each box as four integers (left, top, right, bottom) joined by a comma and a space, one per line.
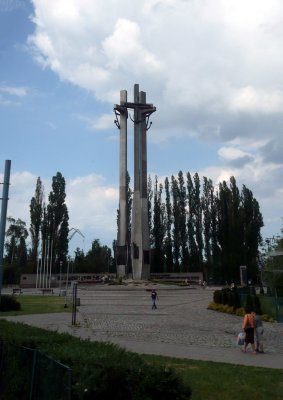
151, 289, 158, 309
242, 308, 256, 354
253, 311, 264, 353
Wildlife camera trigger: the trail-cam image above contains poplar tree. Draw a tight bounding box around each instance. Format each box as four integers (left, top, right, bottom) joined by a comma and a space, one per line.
241, 185, 263, 281
148, 175, 153, 247
47, 172, 69, 271
29, 177, 44, 270
164, 177, 173, 272
202, 177, 214, 280
171, 175, 180, 271
178, 171, 189, 271
194, 173, 203, 271
151, 176, 165, 272
5, 217, 28, 268
217, 180, 232, 282
186, 172, 198, 271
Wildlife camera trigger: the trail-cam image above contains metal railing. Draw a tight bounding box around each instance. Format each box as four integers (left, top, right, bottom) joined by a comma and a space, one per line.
0, 340, 71, 399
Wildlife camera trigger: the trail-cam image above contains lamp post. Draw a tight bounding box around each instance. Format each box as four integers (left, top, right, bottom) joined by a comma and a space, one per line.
64, 258, 70, 308
59, 261, 63, 295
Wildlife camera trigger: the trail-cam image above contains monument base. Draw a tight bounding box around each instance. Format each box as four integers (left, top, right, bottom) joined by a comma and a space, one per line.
117, 265, 127, 278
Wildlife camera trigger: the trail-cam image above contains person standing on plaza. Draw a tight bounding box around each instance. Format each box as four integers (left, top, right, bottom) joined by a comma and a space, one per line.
253, 311, 264, 353
242, 308, 256, 354
151, 289, 158, 309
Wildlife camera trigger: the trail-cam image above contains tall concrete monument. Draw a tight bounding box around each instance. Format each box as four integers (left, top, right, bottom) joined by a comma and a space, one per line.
114, 84, 156, 280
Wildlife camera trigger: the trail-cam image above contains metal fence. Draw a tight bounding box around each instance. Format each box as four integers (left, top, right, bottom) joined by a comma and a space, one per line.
0, 340, 71, 399
239, 293, 283, 322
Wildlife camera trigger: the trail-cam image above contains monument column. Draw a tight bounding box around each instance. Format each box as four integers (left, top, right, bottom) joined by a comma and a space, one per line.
114, 91, 128, 277
131, 85, 143, 279
114, 84, 156, 280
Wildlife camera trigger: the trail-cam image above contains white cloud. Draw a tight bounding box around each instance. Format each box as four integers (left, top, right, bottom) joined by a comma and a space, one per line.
102, 18, 162, 72
0, 85, 27, 97
24, 0, 283, 241
229, 86, 283, 114
75, 113, 114, 131
91, 113, 114, 131
0, 0, 25, 12
28, 0, 283, 127
218, 147, 252, 161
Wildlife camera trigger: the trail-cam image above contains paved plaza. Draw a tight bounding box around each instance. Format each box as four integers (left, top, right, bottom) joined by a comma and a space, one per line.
2, 284, 283, 369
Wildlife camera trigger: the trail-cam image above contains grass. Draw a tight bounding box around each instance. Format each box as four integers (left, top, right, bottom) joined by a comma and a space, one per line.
0, 317, 282, 399
142, 354, 283, 400
0, 295, 71, 316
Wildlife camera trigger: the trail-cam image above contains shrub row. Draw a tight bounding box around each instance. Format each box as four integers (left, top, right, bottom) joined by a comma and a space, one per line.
207, 302, 275, 322
0, 295, 21, 311
0, 320, 192, 400
211, 287, 276, 322
213, 288, 241, 311
213, 287, 263, 314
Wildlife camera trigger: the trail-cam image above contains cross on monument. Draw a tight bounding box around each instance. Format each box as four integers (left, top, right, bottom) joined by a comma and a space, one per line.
114, 84, 156, 280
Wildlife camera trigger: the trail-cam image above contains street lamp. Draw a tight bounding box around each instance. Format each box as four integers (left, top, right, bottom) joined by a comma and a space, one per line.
59, 261, 63, 295
64, 258, 70, 308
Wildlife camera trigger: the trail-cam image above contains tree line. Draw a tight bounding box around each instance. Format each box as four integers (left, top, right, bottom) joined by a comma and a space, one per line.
3, 172, 114, 283
4, 170, 264, 284
124, 171, 263, 284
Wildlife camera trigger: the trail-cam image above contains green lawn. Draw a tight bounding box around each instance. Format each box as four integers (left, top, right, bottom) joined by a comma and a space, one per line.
0, 295, 71, 316
142, 355, 283, 400
0, 316, 282, 399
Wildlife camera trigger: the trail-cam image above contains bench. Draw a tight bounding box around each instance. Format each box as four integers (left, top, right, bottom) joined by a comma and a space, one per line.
41, 288, 54, 295
12, 288, 22, 295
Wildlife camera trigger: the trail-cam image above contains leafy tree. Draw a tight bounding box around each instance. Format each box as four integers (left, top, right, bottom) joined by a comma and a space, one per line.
47, 172, 69, 272
194, 173, 203, 271
164, 177, 173, 272
262, 231, 283, 291
151, 176, 165, 272
178, 171, 189, 271
217, 180, 232, 283
171, 175, 180, 271
85, 239, 112, 273
5, 217, 28, 268
148, 175, 154, 247
202, 177, 214, 280
186, 172, 198, 271
241, 185, 263, 282
73, 247, 86, 273
29, 177, 44, 271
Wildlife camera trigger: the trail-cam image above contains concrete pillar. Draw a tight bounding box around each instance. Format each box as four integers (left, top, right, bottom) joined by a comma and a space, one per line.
114, 84, 156, 280
116, 91, 128, 277
140, 91, 150, 279
131, 84, 143, 279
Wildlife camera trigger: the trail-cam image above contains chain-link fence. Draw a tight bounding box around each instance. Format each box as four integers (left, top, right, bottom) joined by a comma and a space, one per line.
0, 340, 71, 399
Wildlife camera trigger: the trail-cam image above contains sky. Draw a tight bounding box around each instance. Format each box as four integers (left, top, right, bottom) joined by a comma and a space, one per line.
1, 0, 283, 256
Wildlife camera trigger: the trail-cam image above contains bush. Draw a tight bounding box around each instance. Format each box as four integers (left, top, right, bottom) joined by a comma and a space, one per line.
233, 289, 241, 310
221, 289, 229, 305
213, 290, 222, 304
245, 294, 253, 311
261, 314, 275, 323
253, 295, 262, 314
227, 291, 234, 307
0, 320, 192, 399
0, 295, 21, 311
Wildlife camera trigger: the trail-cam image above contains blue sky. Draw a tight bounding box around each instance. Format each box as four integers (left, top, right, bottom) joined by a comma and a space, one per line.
1, 0, 283, 255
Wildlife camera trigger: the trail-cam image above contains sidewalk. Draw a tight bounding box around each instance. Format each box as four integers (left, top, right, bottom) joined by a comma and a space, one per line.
2, 285, 283, 370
